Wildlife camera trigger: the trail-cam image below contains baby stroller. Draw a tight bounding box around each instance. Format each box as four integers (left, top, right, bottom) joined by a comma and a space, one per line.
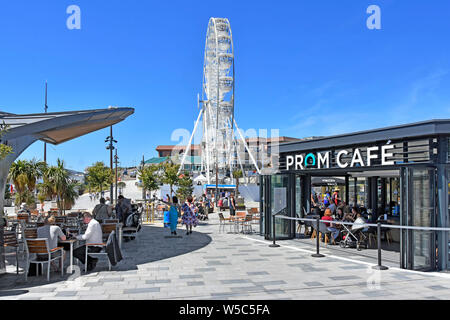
196, 203, 208, 221
339, 218, 368, 251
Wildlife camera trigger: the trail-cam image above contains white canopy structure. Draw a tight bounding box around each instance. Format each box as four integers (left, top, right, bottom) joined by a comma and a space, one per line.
193, 174, 208, 183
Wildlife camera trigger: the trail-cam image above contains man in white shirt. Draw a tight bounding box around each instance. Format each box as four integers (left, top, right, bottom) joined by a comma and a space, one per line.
73, 212, 103, 271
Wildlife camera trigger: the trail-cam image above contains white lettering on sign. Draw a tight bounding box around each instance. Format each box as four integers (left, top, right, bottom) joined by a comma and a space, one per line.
366, 146, 379, 166
284, 144, 395, 171
318, 152, 330, 169
381, 145, 395, 165
351, 148, 365, 167
295, 154, 304, 170
337, 150, 349, 168
286, 155, 294, 170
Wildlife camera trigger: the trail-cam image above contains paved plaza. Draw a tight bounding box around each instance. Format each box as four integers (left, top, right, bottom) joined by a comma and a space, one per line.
1, 213, 450, 300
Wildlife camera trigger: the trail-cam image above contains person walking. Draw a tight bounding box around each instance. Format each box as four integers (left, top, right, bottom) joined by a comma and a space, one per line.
181, 196, 198, 235
229, 193, 236, 216
161, 195, 180, 236
92, 197, 112, 223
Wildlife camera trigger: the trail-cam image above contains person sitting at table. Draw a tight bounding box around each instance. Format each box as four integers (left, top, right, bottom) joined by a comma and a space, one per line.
336, 207, 344, 220
36, 214, 66, 270
343, 206, 358, 222
92, 197, 112, 223
321, 208, 340, 243
73, 212, 103, 271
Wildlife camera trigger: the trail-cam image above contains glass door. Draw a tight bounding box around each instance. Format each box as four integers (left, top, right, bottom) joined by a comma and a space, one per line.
264, 174, 293, 240
401, 166, 437, 271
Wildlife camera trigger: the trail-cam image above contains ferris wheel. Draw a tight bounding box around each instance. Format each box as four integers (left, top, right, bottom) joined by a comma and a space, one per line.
179, 18, 261, 184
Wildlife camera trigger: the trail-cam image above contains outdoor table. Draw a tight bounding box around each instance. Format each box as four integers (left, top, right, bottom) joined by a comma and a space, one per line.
59, 238, 80, 274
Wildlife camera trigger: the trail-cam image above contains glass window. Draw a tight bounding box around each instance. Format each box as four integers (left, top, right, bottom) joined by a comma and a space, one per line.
349, 178, 356, 207
295, 176, 302, 217
270, 174, 290, 238
356, 177, 367, 208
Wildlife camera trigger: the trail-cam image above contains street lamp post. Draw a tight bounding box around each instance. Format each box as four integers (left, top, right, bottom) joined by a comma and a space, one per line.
114, 149, 119, 205
141, 155, 146, 201
105, 126, 117, 203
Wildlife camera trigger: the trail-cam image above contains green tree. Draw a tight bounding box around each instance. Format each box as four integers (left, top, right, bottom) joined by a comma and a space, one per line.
176, 172, 193, 202
8, 159, 46, 207
232, 169, 243, 196
139, 166, 159, 195
0, 122, 13, 160
85, 162, 113, 193
159, 160, 180, 196
41, 159, 77, 213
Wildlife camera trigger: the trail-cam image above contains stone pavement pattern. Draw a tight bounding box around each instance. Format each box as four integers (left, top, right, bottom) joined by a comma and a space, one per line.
1, 214, 450, 300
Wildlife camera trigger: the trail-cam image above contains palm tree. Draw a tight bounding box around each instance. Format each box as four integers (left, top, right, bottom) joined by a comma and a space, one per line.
8, 159, 44, 208
25, 159, 45, 193
8, 160, 28, 195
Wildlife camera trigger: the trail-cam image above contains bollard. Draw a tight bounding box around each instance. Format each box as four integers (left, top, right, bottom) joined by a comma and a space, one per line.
372, 222, 388, 270
269, 214, 280, 248
311, 217, 325, 258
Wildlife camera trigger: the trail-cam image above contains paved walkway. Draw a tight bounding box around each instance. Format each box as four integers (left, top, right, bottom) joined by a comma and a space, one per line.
1, 214, 450, 300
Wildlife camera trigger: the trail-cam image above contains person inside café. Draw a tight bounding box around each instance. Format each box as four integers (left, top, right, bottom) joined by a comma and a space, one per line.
343, 206, 359, 222
92, 197, 112, 223
73, 212, 103, 271
321, 208, 340, 243
335, 207, 344, 220
36, 214, 66, 270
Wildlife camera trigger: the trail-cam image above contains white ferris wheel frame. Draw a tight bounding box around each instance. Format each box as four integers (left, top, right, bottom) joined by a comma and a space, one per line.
178, 18, 261, 183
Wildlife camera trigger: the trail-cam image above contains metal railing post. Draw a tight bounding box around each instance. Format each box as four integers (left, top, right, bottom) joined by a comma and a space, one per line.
269, 214, 280, 248
373, 222, 388, 270
312, 217, 325, 258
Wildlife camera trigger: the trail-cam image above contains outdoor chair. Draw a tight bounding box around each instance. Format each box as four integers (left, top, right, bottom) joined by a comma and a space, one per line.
3, 231, 20, 274
103, 219, 119, 224
240, 214, 253, 234
232, 211, 247, 233
305, 214, 319, 237
17, 213, 29, 224
24, 238, 64, 281
24, 228, 38, 239
101, 223, 117, 242
67, 212, 80, 218
295, 212, 303, 234
65, 217, 80, 234
319, 222, 335, 245
55, 216, 66, 227
84, 234, 113, 273
122, 217, 141, 242
218, 212, 233, 233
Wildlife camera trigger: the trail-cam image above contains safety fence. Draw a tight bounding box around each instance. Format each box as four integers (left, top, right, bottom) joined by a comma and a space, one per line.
268, 214, 450, 270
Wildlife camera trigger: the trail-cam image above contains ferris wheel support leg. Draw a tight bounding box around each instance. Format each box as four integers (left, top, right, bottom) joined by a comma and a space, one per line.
178, 108, 203, 174
233, 118, 261, 175
204, 107, 211, 184
235, 141, 247, 183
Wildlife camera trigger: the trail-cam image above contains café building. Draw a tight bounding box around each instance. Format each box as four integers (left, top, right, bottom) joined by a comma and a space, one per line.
259, 119, 450, 271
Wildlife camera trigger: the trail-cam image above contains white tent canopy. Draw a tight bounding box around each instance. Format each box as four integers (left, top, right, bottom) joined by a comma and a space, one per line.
194, 174, 208, 182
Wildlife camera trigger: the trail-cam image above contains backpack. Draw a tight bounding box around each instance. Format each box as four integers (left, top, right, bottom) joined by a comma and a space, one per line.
125, 210, 141, 228
324, 193, 330, 205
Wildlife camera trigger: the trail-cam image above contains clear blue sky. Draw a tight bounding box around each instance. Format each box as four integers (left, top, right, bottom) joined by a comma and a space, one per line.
1, 0, 449, 172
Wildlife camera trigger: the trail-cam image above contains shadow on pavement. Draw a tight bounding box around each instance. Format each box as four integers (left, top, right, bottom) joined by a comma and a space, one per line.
0, 224, 212, 297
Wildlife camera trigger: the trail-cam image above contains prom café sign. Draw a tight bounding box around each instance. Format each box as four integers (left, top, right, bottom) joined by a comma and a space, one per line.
285, 144, 395, 171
